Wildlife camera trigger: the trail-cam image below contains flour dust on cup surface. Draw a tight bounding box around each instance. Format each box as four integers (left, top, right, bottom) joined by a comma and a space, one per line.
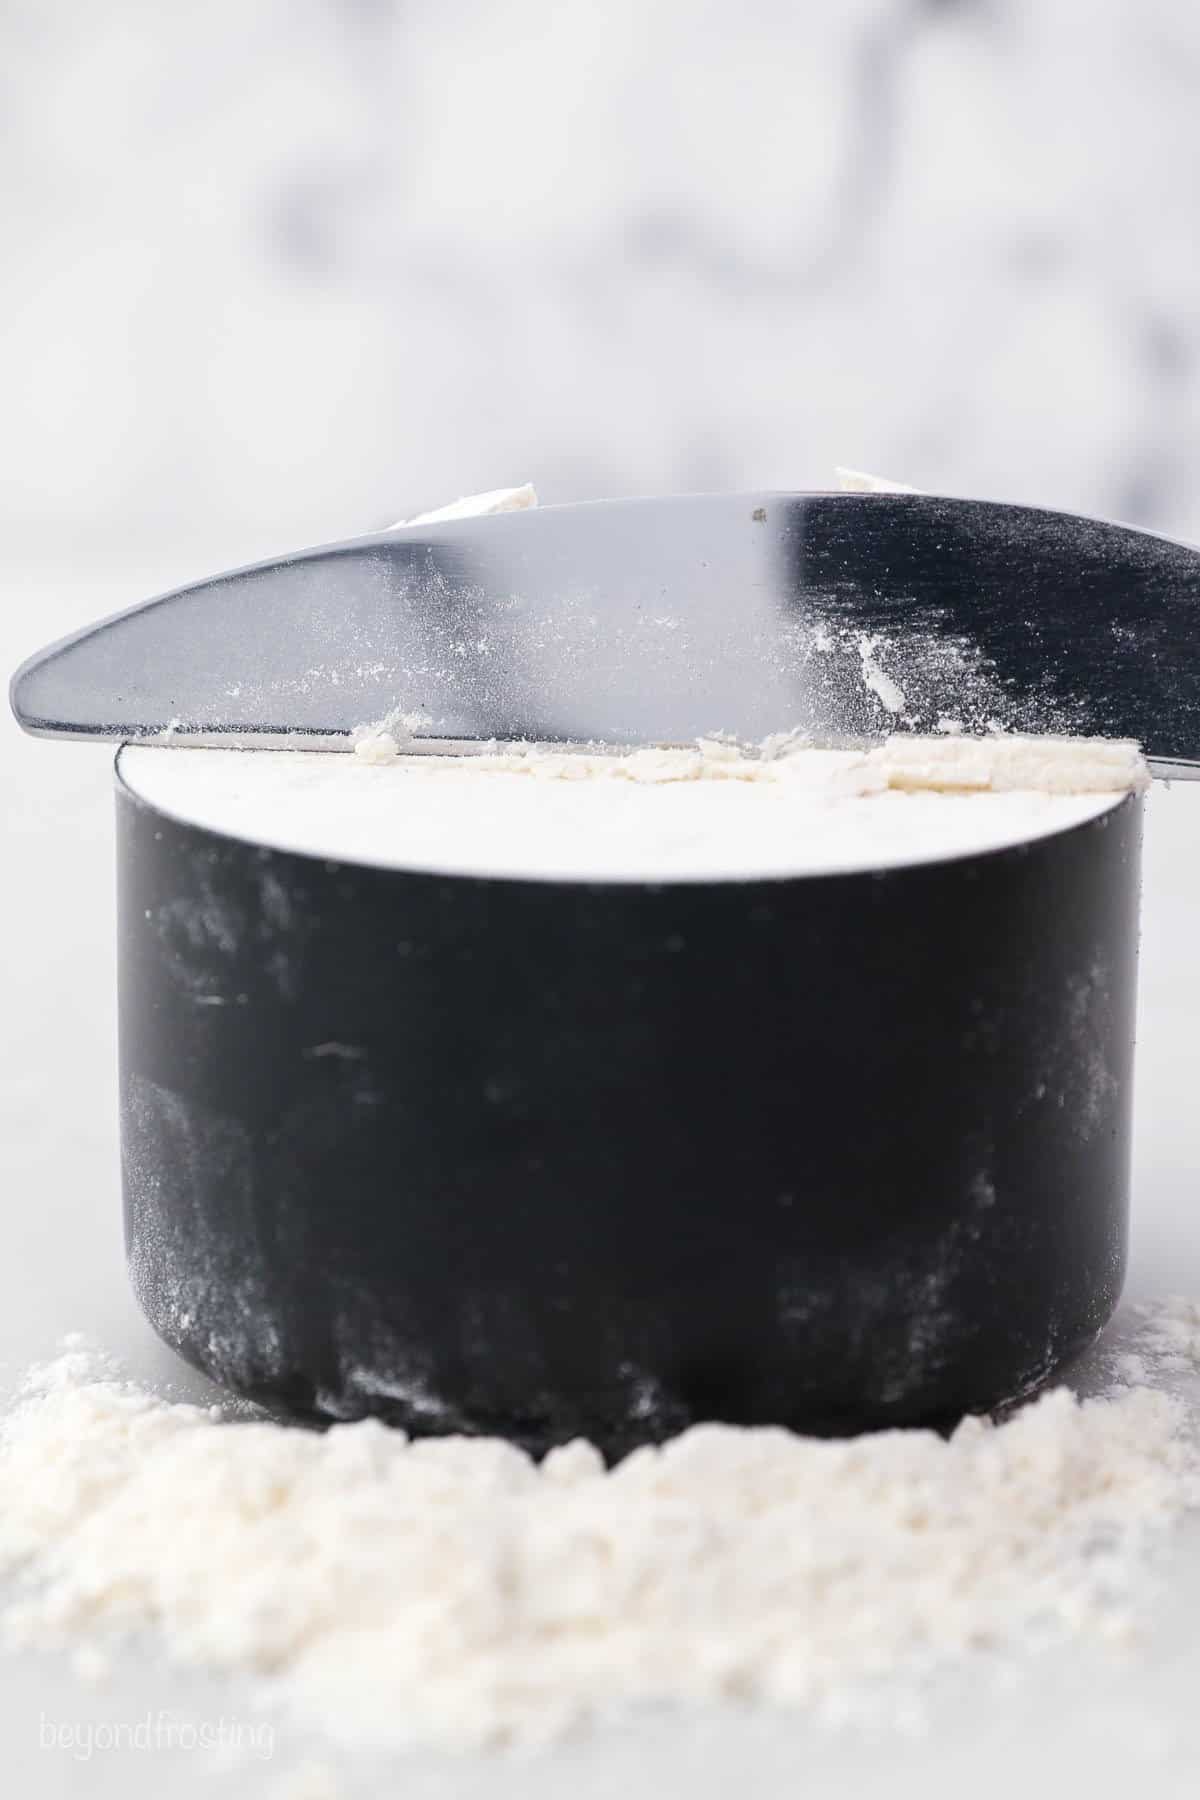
115, 739, 1145, 1456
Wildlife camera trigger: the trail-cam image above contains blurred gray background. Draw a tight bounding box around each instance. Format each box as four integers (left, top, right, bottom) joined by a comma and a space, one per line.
3, 0, 1200, 573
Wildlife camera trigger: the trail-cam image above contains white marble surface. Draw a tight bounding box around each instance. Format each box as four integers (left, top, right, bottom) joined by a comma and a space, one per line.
3, 0, 1200, 570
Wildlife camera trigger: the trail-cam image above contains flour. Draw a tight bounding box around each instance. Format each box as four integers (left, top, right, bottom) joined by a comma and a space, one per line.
0, 1339, 1195, 1754
120, 734, 1144, 886
871, 732, 1149, 795
350, 707, 433, 764
1127, 1298, 1200, 1373
392, 482, 538, 529
836, 466, 921, 493
857, 635, 908, 715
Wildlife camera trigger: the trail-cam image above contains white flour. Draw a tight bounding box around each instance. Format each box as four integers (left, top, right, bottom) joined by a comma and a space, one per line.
392, 482, 538, 529
836, 467, 921, 493
120, 734, 1145, 885
857, 636, 908, 715
0, 1331, 1195, 1755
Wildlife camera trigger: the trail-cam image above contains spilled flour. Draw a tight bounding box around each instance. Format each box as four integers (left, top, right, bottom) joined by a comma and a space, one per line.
1, 1310, 1198, 1754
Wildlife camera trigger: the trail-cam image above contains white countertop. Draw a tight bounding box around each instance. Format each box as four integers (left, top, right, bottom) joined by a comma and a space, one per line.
5, 561, 1200, 1799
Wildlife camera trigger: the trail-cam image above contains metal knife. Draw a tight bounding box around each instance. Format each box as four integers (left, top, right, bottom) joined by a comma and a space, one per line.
10, 493, 1200, 777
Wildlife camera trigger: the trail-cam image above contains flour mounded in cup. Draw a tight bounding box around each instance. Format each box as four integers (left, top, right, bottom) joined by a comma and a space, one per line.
119, 732, 1146, 885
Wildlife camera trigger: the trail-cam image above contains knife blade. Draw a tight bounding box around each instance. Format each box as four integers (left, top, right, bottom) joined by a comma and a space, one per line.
10, 492, 1200, 777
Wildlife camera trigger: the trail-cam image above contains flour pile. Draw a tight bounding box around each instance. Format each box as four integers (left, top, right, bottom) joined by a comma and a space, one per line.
0, 1339, 1196, 1753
